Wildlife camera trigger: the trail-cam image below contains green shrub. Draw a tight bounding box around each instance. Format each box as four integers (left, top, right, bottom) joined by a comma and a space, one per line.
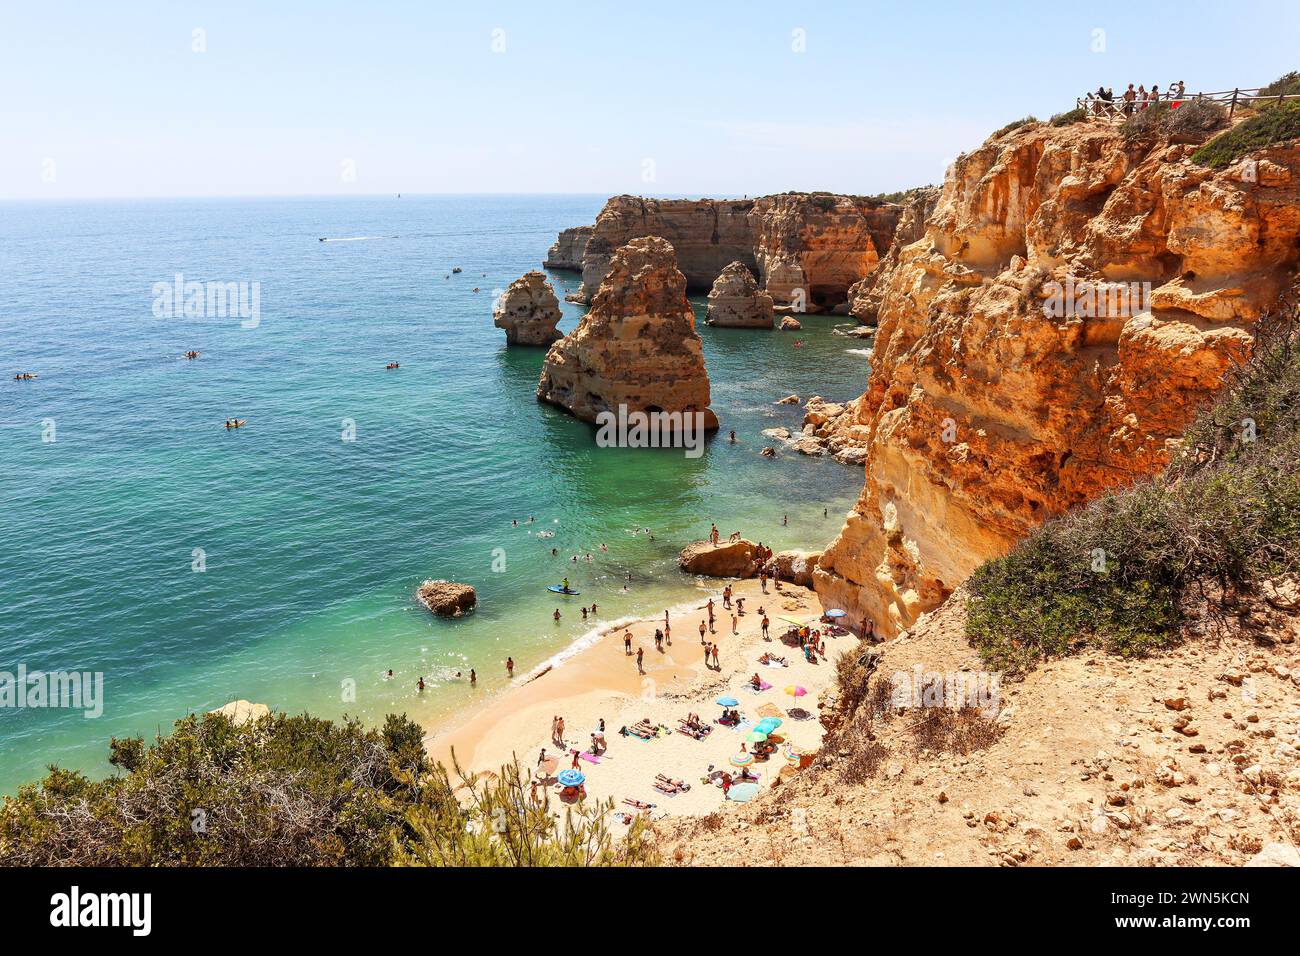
1259, 71, 1300, 98
1050, 107, 1087, 127
1193, 101, 1300, 168
0, 710, 658, 867
966, 293, 1300, 674
995, 116, 1040, 138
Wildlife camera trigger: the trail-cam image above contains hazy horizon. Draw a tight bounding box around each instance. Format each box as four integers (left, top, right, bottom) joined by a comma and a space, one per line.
4, 0, 1297, 200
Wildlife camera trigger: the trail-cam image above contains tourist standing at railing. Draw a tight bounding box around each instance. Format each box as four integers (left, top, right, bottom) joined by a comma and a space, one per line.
1137, 85, 1148, 109
1150, 84, 1161, 104
1122, 83, 1137, 115
1171, 80, 1185, 109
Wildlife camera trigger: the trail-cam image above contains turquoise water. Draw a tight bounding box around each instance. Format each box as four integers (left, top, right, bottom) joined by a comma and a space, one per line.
0, 196, 869, 794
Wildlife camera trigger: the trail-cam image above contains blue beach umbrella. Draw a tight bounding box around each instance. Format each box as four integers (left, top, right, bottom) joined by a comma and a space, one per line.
756, 717, 783, 734
727, 782, 760, 803
557, 769, 585, 787
715, 696, 739, 708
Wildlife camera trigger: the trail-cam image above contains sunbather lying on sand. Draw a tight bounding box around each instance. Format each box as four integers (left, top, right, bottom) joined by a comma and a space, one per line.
620, 724, 653, 740
758, 652, 787, 666
653, 774, 691, 794
623, 798, 657, 811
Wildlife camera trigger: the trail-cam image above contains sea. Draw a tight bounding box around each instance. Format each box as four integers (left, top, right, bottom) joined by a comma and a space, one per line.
0, 194, 870, 794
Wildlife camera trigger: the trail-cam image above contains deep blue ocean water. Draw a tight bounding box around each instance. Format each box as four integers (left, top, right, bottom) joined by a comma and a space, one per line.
0, 195, 870, 793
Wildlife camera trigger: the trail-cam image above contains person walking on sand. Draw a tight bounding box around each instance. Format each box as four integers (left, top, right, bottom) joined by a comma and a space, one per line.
571, 749, 582, 770
712, 644, 720, 668
704, 642, 712, 667
699, 620, 707, 643
664, 620, 671, 644
636, 646, 644, 673
538, 746, 548, 768
723, 584, 732, 609
759, 569, 768, 593
762, 614, 770, 639
555, 716, 565, 746
732, 613, 739, 635
654, 628, 663, 651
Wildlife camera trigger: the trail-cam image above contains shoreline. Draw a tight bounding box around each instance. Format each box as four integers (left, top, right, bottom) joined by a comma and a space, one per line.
425, 575, 857, 820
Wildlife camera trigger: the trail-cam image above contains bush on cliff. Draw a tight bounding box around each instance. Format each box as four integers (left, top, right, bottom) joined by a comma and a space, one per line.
1050, 107, 1087, 127
966, 292, 1300, 674
995, 115, 1039, 138
1193, 101, 1300, 168
0, 711, 658, 867
1259, 70, 1300, 99
1122, 99, 1226, 141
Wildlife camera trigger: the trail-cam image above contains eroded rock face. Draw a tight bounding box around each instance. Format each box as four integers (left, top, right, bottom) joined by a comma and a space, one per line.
417, 580, 478, 616
537, 236, 718, 430
848, 187, 941, 325
544, 226, 593, 271
816, 122, 1300, 637
705, 261, 774, 328
493, 271, 563, 346
771, 550, 822, 588
678, 539, 760, 578
561, 193, 903, 311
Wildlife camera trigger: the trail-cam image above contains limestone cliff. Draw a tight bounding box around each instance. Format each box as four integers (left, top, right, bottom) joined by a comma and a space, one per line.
705, 261, 774, 328
561, 193, 903, 312
816, 121, 1300, 636
537, 236, 719, 430
493, 271, 563, 346
543, 226, 592, 271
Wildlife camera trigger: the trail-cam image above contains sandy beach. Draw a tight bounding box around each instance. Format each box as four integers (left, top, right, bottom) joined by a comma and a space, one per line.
426, 575, 858, 823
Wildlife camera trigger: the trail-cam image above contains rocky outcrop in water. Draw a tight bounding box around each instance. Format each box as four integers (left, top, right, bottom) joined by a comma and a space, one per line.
558, 193, 904, 312
705, 261, 774, 328
537, 236, 718, 430
544, 226, 593, 271
816, 121, 1300, 636
493, 271, 563, 346
417, 580, 478, 616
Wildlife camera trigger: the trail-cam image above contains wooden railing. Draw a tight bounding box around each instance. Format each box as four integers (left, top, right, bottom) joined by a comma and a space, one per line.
1076, 86, 1300, 123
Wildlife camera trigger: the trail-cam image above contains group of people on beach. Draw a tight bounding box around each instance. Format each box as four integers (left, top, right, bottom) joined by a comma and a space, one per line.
1087, 80, 1187, 115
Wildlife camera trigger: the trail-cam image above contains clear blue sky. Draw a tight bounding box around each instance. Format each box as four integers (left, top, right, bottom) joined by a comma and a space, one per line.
3, 0, 1296, 199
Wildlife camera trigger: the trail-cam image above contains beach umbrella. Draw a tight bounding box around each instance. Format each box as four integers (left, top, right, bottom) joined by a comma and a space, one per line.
727, 782, 760, 803
729, 752, 754, 767
825, 609, 847, 618
785, 685, 807, 698
745, 731, 768, 744
715, 695, 739, 707
557, 769, 585, 787
756, 717, 783, 732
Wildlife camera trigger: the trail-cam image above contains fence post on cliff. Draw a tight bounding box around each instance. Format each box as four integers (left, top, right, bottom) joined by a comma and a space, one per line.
1229, 88, 1239, 119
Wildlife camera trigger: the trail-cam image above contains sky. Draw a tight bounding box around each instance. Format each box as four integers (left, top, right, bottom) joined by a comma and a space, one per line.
2, 0, 1297, 199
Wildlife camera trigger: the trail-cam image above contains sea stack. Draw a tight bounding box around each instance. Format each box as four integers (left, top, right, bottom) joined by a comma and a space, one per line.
704, 261, 775, 328
493, 271, 563, 346
537, 236, 718, 431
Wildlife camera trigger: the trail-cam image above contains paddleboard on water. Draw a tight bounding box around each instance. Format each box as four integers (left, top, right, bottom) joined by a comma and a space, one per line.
546, 586, 581, 595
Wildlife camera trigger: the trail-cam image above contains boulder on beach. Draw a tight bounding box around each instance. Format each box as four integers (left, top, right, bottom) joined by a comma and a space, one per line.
417, 580, 478, 616
678, 539, 761, 578
209, 700, 271, 726
771, 550, 822, 588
